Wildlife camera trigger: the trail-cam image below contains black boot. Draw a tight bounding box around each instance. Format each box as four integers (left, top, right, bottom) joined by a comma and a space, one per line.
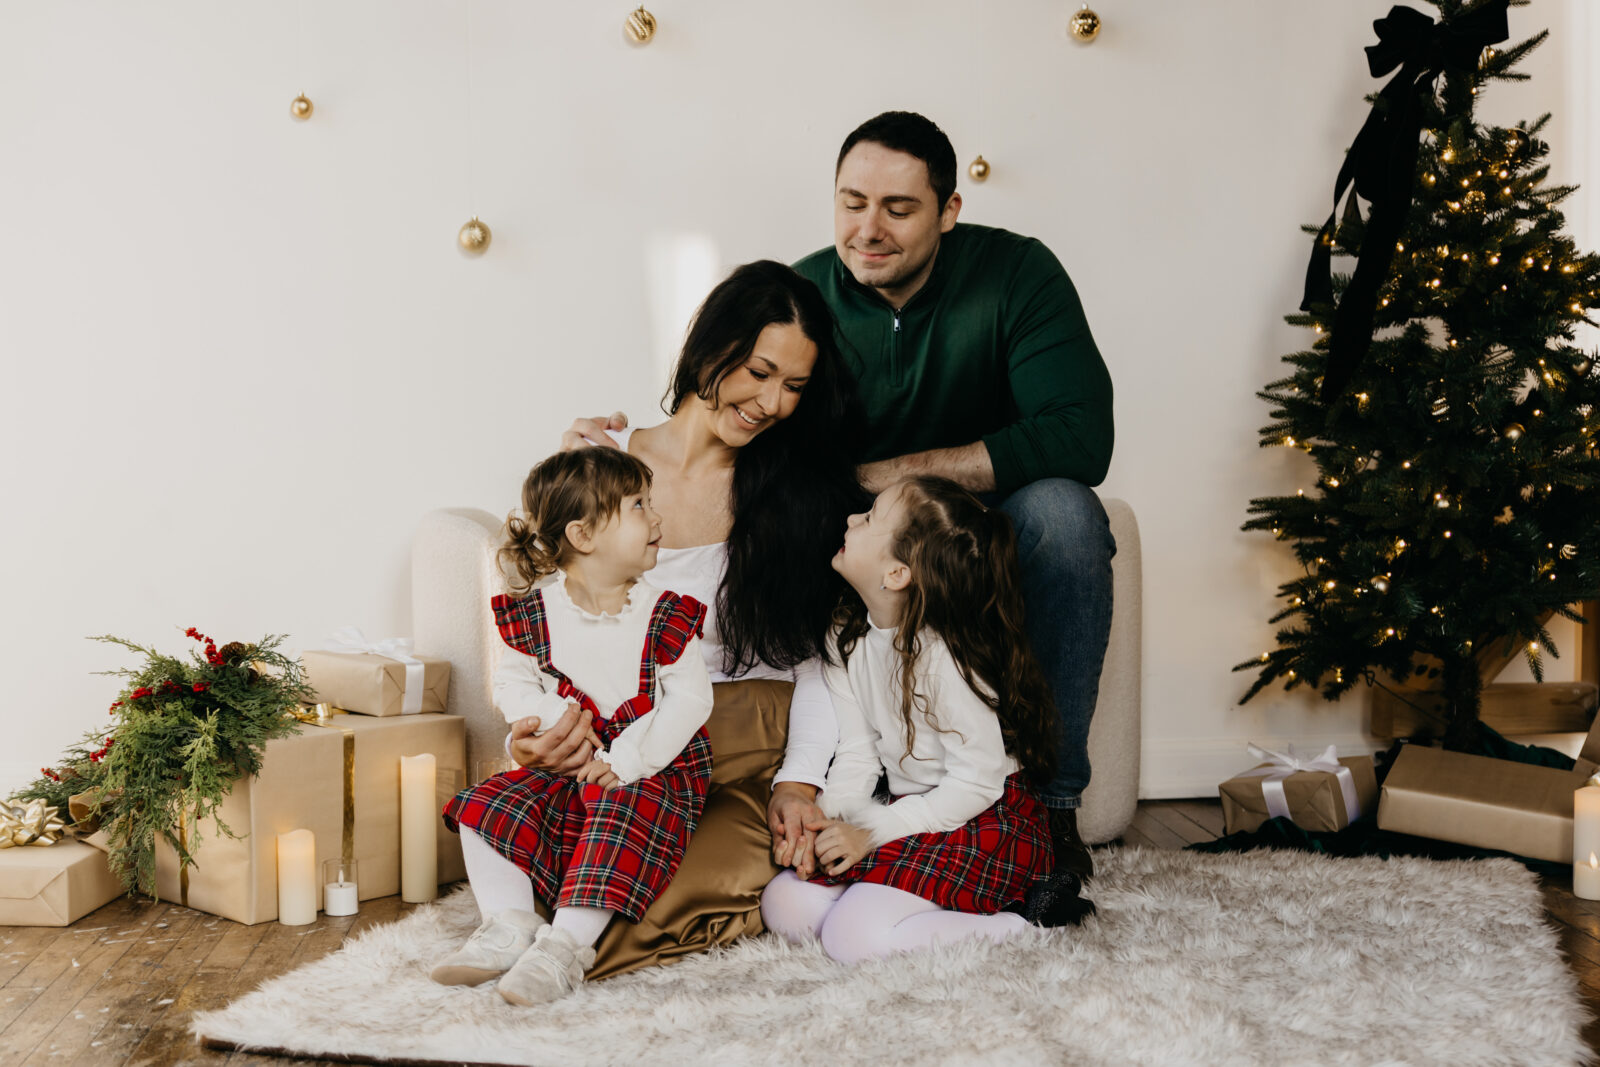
1047, 806, 1094, 881
1005, 870, 1097, 928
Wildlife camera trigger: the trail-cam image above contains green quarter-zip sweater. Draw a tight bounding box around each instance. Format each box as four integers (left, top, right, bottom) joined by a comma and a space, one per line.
794, 222, 1113, 495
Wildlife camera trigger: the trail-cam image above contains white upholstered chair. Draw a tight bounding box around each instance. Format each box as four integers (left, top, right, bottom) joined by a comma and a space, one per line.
412, 499, 1141, 843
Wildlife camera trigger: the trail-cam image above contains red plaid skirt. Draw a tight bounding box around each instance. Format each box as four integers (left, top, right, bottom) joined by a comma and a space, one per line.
444, 587, 712, 923
812, 774, 1052, 914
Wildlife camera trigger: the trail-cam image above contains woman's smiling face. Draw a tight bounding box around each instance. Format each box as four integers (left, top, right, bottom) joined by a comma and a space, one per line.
706, 322, 817, 445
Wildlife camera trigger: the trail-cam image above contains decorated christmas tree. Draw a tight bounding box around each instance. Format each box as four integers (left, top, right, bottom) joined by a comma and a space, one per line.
1236, 0, 1600, 748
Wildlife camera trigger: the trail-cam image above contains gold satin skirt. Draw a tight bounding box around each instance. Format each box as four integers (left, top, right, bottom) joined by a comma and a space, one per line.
587, 677, 791, 980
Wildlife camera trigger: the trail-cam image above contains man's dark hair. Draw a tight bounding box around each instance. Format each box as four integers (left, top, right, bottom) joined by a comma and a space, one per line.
835, 111, 959, 210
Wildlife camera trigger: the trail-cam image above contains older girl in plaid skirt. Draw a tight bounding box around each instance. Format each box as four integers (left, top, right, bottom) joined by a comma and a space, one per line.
435, 448, 714, 1005
761, 476, 1093, 963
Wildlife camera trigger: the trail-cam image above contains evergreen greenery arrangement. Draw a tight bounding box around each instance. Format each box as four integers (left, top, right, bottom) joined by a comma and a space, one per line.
13, 628, 308, 896
1236, 0, 1600, 748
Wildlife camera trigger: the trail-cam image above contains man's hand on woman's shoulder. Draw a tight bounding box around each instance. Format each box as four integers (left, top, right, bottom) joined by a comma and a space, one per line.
559, 412, 630, 452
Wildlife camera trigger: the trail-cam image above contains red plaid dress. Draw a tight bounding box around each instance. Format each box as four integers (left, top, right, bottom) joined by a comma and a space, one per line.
443, 587, 712, 922
813, 773, 1053, 914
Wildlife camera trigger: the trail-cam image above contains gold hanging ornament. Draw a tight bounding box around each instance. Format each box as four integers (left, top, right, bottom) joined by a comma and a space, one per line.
0, 799, 67, 848
290, 93, 314, 121
625, 6, 657, 44
968, 156, 990, 183
1068, 5, 1101, 42
1502, 422, 1525, 441
458, 217, 492, 254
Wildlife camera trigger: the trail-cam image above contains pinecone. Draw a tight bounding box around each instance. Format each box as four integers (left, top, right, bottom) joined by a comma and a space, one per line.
216, 642, 250, 664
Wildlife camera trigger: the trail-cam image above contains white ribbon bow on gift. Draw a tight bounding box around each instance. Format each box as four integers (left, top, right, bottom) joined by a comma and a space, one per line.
320, 627, 426, 715
1235, 743, 1362, 825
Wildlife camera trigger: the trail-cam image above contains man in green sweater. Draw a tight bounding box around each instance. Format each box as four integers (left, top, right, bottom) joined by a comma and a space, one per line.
788, 112, 1115, 880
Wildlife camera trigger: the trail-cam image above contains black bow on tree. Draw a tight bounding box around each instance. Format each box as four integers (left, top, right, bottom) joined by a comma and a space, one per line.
1304, 1, 1509, 403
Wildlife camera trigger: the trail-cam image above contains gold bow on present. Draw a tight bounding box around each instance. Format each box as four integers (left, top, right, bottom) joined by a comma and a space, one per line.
0, 799, 67, 848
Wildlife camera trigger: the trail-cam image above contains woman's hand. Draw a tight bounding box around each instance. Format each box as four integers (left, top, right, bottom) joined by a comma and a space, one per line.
767, 782, 824, 879
574, 757, 621, 790
560, 412, 629, 452
811, 818, 872, 876
509, 703, 600, 774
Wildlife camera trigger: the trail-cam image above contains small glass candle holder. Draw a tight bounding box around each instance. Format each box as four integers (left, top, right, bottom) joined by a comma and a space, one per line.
474, 759, 515, 784
323, 858, 359, 916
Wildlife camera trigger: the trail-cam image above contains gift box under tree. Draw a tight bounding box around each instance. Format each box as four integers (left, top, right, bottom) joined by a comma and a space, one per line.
1218, 744, 1378, 835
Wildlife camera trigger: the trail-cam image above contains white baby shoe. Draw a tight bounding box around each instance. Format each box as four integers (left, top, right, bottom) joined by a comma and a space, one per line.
497, 925, 596, 1006
429, 909, 548, 987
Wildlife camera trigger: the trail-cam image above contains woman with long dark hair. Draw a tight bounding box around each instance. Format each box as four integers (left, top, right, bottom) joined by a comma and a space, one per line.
498, 260, 864, 977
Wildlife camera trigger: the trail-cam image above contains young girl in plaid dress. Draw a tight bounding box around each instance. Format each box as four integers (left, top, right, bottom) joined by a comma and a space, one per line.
761, 476, 1093, 963
436, 448, 714, 1005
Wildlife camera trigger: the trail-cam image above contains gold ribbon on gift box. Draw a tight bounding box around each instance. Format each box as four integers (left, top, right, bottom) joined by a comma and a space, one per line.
293, 702, 358, 866
0, 799, 66, 848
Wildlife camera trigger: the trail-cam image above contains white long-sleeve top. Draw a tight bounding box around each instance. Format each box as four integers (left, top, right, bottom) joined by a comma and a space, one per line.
534, 426, 838, 790
817, 622, 1018, 849
493, 574, 713, 786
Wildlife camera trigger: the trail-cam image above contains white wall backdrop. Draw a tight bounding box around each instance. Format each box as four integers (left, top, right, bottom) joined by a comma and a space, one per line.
1, 0, 1589, 798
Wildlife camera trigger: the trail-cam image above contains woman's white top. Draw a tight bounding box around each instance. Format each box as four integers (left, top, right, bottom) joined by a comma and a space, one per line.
495, 425, 837, 789
818, 622, 1018, 849
493, 574, 713, 785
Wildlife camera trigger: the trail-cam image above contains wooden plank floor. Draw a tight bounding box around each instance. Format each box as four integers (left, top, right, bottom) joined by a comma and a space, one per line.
3, 800, 1596, 1064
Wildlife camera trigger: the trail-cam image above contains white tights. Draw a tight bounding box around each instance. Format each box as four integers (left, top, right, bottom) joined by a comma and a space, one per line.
760, 870, 1029, 964
460, 828, 614, 948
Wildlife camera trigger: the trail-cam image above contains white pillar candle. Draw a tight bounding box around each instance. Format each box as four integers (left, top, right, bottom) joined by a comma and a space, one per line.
1575, 783, 1600, 900
323, 858, 359, 916
400, 753, 438, 903
276, 829, 317, 925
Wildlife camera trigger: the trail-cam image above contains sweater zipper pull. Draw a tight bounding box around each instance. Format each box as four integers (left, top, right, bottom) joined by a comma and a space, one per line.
893, 309, 901, 333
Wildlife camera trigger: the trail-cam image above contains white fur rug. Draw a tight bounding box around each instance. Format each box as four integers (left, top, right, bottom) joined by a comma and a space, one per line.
192, 847, 1589, 1067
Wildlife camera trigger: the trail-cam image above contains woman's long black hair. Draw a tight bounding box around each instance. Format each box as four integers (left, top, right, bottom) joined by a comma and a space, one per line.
664, 259, 866, 672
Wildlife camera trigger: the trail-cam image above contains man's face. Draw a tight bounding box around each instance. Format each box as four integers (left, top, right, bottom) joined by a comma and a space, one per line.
834, 142, 961, 308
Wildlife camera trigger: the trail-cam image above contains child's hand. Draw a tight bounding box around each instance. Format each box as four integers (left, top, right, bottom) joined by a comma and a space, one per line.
768, 783, 824, 879
811, 818, 872, 876
574, 757, 621, 790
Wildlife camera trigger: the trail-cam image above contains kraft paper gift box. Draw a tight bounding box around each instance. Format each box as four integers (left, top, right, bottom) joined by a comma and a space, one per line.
1218, 745, 1379, 835
0, 840, 124, 927
1377, 722, 1600, 863
302, 632, 450, 717
154, 712, 467, 924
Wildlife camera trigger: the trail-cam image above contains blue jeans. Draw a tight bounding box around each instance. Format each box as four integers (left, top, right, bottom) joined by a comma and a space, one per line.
997, 479, 1116, 810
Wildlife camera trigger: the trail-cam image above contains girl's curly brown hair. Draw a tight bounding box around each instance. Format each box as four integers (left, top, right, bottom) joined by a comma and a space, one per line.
500, 448, 654, 596
835, 476, 1057, 786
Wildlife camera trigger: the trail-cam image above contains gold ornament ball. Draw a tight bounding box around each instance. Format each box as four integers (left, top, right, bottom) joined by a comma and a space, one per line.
1068, 6, 1101, 42
458, 217, 492, 254
968, 156, 990, 183
1503, 422, 1525, 442
625, 6, 657, 44
1575, 358, 1592, 377
1370, 576, 1390, 593
290, 93, 314, 120
1505, 128, 1529, 154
